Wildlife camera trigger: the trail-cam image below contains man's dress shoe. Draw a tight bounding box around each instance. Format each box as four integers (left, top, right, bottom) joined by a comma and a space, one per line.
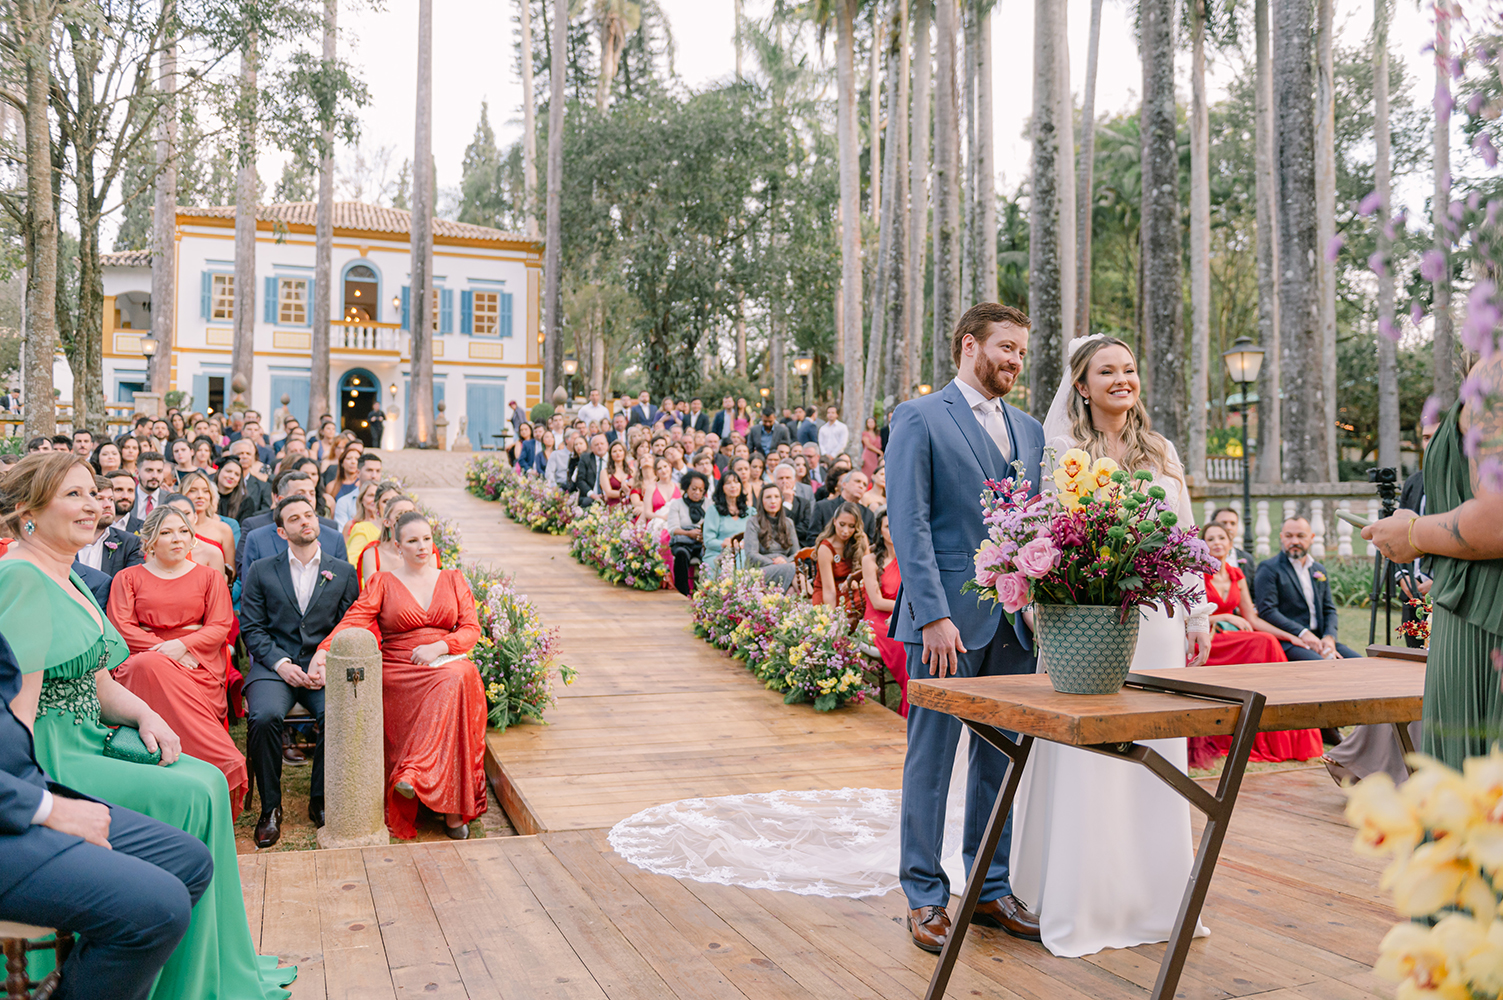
972, 894, 1042, 941
308, 796, 325, 828
254, 807, 282, 849
907, 905, 951, 953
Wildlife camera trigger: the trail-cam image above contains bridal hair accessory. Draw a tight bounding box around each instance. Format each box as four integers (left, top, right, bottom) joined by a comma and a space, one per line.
1041, 333, 1109, 443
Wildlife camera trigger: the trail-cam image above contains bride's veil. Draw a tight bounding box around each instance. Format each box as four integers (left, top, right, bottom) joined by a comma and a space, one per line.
1040, 334, 1107, 445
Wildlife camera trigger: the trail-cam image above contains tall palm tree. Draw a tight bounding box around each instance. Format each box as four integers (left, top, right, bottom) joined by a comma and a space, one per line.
1074, 0, 1104, 339
1315, 0, 1338, 480
931, 0, 960, 387
836, 0, 865, 434
521, 0, 538, 238
310, 0, 337, 434
1375, 0, 1399, 468
1139, 0, 1181, 439
1029, 0, 1073, 420
407, 0, 437, 446
595, 0, 641, 110
1187, 0, 1210, 477
231, 28, 259, 410
543, 0, 567, 397
1253, 0, 1281, 483
905, 0, 931, 396
150, 0, 178, 398
973, 0, 995, 304
1431, 0, 1456, 410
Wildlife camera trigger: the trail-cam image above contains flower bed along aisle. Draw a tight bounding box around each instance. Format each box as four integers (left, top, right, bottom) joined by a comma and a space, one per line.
569, 503, 669, 591
462, 566, 575, 731
464, 455, 574, 535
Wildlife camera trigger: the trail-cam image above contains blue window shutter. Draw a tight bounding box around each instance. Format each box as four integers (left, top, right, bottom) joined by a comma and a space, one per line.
200, 272, 212, 319
499, 292, 514, 338
440, 288, 454, 334
400, 286, 410, 331
305, 278, 315, 327
460, 290, 473, 335
263, 277, 277, 324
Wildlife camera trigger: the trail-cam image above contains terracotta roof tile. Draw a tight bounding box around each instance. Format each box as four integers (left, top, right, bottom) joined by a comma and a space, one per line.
100, 249, 152, 267
176, 201, 530, 244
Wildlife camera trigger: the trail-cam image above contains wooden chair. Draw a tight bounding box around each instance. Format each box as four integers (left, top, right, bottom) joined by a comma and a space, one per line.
721, 532, 744, 574
792, 547, 817, 597
1, 923, 73, 1000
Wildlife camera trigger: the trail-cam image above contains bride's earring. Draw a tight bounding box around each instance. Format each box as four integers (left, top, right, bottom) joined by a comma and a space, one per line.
24, 520, 34, 535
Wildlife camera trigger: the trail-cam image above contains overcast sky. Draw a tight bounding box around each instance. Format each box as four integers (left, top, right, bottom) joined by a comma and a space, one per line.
331, 0, 1442, 208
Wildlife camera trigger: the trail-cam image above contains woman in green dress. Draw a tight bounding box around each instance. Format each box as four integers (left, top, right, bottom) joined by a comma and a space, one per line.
0, 452, 295, 1000
1365, 353, 1503, 769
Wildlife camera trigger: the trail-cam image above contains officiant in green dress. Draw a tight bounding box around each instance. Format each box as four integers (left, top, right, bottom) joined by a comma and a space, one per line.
1364, 353, 1503, 770
0, 453, 295, 1000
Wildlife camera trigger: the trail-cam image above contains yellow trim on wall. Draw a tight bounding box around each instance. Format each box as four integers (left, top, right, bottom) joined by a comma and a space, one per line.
205, 328, 233, 346
273, 330, 312, 350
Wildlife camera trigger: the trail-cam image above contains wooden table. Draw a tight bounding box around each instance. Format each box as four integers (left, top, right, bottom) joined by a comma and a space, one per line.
907, 657, 1425, 1000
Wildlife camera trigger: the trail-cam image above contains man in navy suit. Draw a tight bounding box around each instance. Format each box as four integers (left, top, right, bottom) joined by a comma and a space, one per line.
235, 470, 339, 577
628, 390, 659, 428
886, 302, 1045, 953
240, 471, 347, 573
0, 631, 214, 1000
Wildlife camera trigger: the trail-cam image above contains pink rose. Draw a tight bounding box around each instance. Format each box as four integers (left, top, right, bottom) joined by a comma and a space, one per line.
997, 572, 1031, 614
1014, 537, 1061, 580
974, 543, 1003, 588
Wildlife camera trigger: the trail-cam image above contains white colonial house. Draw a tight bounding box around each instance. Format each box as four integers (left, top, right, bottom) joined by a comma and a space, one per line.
100, 201, 543, 449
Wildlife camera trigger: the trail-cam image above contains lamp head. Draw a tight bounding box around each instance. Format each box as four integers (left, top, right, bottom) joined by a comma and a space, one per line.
1221, 336, 1266, 385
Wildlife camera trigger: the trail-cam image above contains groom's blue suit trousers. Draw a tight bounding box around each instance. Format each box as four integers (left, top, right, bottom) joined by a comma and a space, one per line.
899, 624, 1034, 910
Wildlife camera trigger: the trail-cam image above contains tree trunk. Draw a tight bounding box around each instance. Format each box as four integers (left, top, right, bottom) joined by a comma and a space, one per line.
521, 0, 539, 238
865, 10, 904, 408
150, 0, 177, 400
310, 0, 336, 434
1029, 0, 1074, 421
1074, 0, 1104, 338
1139, 0, 1182, 442
734, 0, 743, 81
407, 0, 436, 446
1375, 0, 1400, 469
1253, 0, 1281, 482
1431, 0, 1456, 410
1314, 0, 1338, 480
20, 0, 57, 439
1273, 0, 1326, 483
735, 294, 747, 375
975, 1, 996, 304
871, 0, 881, 225
930, 0, 960, 388
904, 0, 930, 396
960, 1, 976, 309
838, 0, 865, 432
1187, 1, 1210, 477
231, 30, 258, 412
884, 0, 911, 403
543, 0, 567, 397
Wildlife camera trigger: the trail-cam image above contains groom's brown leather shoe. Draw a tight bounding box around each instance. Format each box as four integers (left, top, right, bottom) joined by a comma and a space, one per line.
907, 905, 951, 953
254, 807, 282, 849
973, 895, 1042, 941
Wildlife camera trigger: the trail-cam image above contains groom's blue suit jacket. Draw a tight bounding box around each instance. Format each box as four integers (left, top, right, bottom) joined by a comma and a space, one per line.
886, 379, 1045, 650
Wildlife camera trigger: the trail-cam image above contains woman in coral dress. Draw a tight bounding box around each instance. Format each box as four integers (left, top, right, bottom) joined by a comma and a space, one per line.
860, 417, 884, 477
1190, 522, 1323, 768
109, 507, 248, 815
860, 512, 910, 715
324, 509, 486, 839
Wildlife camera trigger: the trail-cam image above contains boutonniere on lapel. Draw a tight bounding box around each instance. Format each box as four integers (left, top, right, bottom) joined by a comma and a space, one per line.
319, 569, 334, 587
104, 539, 119, 551
1313, 570, 1327, 583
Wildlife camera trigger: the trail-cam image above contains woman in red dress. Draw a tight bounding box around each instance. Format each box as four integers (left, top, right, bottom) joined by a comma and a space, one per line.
1190, 522, 1323, 768
861, 512, 910, 716
109, 506, 248, 814
324, 510, 487, 840
811, 502, 867, 608
860, 417, 884, 477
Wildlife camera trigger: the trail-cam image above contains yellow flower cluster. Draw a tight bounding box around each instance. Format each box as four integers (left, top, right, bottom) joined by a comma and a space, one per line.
1347, 750, 1503, 998
1052, 449, 1120, 509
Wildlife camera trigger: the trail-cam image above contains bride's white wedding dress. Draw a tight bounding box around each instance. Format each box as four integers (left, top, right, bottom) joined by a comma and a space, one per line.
1007, 434, 1209, 958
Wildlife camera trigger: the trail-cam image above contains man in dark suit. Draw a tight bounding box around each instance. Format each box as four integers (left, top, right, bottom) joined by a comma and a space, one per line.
75, 476, 143, 579
887, 302, 1046, 952
0, 630, 214, 1000
710, 396, 738, 438
628, 390, 659, 428
1255, 515, 1358, 746
239, 496, 360, 847
681, 398, 710, 434
604, 412, 629, 447
810, 468, 878, 541
1211, 507, 1258, 577
107, 470, 143, 533
235, 470, 339, 577
567, 434, 609, 508
241, 510, 347, 571
748, 407, 792, 458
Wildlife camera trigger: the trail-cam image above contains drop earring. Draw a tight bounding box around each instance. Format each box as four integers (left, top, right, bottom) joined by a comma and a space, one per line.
24, 520, 34, 535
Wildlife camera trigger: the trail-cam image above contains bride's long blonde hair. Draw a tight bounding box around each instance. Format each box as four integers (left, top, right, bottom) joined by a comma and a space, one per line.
1066, 337, 1183, 485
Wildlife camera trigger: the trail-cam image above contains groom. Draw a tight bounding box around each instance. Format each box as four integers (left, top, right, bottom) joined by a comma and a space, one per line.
887, 302, 1046, 953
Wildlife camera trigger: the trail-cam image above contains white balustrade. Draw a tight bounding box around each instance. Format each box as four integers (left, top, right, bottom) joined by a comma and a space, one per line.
1254, 500, 1272, 558
1283, 499, 1298, 526
1309, 499, 1326, 560
333, 322, 402, 352
1202, 500, 1216, 528
1336, 500, 1354, 557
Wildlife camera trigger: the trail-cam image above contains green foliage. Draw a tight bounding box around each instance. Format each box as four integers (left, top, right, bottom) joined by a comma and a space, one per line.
457, 102, 514, 230
529, 402, 555, 422
273, 158, 316, 203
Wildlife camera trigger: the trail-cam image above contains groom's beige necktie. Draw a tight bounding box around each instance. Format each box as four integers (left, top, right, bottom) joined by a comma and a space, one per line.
977, 398, 1012, 465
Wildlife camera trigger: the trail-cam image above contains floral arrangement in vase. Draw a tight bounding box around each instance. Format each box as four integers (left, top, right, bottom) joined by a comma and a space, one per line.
1345, 749, 1503, 998
967, 448, 1216, 624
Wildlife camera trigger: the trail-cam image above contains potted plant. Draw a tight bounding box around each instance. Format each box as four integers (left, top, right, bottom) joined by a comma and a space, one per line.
966, 448, 1217, 694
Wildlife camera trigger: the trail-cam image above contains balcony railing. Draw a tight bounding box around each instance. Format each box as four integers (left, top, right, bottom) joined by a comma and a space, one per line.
334, 320, 403, 352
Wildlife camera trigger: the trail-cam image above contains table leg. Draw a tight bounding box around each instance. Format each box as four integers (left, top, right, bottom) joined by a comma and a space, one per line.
922, 726, 1033, 1000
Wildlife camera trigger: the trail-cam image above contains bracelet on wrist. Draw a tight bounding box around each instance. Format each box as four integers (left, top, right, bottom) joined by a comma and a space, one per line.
1408, 517, 1426, 556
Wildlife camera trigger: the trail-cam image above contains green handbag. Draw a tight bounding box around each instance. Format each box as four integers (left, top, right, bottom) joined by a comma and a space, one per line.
102, 725, 164, 766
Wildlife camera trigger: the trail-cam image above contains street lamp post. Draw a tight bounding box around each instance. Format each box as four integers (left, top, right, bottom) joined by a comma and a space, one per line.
1222, 336, 1266, 556
562, 356, 578, 402
794, 354, 813, 411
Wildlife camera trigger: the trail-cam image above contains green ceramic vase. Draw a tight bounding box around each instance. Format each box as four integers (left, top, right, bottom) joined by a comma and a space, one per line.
1034, 603, 1142, 695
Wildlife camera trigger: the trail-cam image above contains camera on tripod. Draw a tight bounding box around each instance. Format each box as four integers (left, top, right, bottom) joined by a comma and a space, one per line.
1368, 467, 1401, 518
1366, 466, 1404, 643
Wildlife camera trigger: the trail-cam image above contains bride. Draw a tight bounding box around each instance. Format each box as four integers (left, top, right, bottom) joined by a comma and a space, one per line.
1008, 334, 1213, 957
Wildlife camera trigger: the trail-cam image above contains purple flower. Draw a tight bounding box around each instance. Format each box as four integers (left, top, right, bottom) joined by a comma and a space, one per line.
1378, 316, 1401, 343
1422, 394, 1443, 427
1412, 302, 1427, 327
1325, 235, 1344, 262
320, 569, 334, 582
1358, 191, 1383, 217
1420, 248, 1447, 282
104, 539, 119, 551
1462, 281, 1500, 356
1368, 251, 1388, 279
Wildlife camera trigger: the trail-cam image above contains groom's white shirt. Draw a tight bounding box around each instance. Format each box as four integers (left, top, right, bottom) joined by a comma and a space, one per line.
952, 377, 1013, 462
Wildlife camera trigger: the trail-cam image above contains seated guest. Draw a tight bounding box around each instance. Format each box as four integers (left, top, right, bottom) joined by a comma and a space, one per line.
131, 451, 169, 519
862, 464, 887, 511
743, 482, 799, 590
630, 458, 679, 520
702, 469, 750, 577
191, 436, 218, 472
770, 462, 817, 545
814, 453, 853, 502
90, 440, 122, 476
226, 440, 272, 515
1211, 506, 1258, 576
235, 469, 337, 576
662, 471, 710, 596
178, 471, 237, 576
333, 452, 383, 529
532, 429, 557, 476
861, 512, 909, 715
1255, 516, 1357, 747
811, 469, 877, 541
600, 440, 632, 506
0, 629, 214, 1000
811, 501, 868, 609
567, 434, 609, 508
359, 494, 440, 585
75, 475, 143, 578
213, 456, 248, 523
240, 496, 360, 845
1190, 523, 1321, 768
109, 507, 247, 815
545, 430, 575, 488
240, 476, 348, 572
106, 469, 141, 532
322, 511, 487, 840
345, 480, 396, 575
169, 439, 198, 483
324, 440, 364, 507
158, 493, 229, 585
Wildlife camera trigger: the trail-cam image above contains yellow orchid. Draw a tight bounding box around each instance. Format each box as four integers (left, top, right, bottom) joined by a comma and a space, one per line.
1375, 919, 1475, 999
1057, 448, 1091, 480
1463, 920, 1503, 995
1089, 456, 1121, 494
1346, 772, 1425, 858
1383, 838, 1497, 918
1402, 758, 1485, 842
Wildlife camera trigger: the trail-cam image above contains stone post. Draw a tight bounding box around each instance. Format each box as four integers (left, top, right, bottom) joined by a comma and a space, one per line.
316, 628, 387, 849
435, 399, 449, 452
452, 414, 472, 452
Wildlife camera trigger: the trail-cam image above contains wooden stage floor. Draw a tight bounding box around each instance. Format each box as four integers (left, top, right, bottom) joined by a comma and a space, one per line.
240, 482, 1397, 999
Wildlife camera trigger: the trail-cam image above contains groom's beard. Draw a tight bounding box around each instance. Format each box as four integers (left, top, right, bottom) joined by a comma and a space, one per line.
975, 352, 1020, 397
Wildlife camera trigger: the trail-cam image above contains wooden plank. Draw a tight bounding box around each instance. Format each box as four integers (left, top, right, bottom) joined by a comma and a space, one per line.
261, 851, 326, 1000
315, 848, 396, 1000
360, 846, 467, 999
238, 854, 266, 952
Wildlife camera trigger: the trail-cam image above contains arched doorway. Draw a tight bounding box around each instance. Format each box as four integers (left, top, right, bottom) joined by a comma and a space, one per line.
339, 368, 382, 446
